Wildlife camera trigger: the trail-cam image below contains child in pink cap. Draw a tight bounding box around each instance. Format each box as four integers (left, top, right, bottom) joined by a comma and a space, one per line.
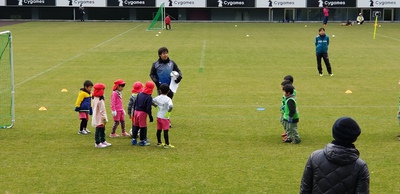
110, 79, 128, 137
127, 81, 143, 138
92, 83, 111, 148
131, 81, 155, 146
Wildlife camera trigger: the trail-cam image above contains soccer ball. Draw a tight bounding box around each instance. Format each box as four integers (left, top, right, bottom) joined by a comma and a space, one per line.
170, 71, 179, 78
129, 128, 140, 138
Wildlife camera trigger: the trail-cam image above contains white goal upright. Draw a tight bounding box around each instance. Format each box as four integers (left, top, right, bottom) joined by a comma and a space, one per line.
0, 31, 15, 129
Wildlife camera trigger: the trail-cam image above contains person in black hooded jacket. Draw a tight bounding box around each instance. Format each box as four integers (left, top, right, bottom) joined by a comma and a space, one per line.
300, 117, 369, 194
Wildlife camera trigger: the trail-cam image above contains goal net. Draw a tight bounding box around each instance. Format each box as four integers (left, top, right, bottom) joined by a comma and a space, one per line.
0, 31, 15, 129
147, 2, 165, 31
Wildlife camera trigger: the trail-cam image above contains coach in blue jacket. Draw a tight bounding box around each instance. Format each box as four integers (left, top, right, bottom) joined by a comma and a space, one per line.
315, 28, 333, 77
150, 47, 182, 99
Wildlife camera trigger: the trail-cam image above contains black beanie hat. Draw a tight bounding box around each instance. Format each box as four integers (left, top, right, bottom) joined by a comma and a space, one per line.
332, 117, 361, 143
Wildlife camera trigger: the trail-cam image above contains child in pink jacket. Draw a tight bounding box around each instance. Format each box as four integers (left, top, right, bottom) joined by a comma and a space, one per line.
92, 83, 111, 148
110, 79, 129, 137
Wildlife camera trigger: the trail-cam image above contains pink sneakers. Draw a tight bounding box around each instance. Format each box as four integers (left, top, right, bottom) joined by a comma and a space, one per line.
121, 132, 130, 137
109, 133, 120, 138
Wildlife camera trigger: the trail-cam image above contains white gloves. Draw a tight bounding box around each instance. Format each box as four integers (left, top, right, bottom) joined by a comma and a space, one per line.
111, 111, 117, 117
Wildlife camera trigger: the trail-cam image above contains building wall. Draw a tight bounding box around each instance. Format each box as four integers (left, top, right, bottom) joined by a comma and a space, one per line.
0, 7, 399, 21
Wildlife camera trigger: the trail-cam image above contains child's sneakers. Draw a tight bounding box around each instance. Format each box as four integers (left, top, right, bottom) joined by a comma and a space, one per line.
84, 129, 91, 133
157, 143, 163, 147
282, 137, 292, 143
139, 140, 150, 146
131, 139, 137, 145
109, 133, 120, 138
78, 130, 87, 135
101, 141, 112, 147
121, 132, 130, 137
291, 139, 302, 144
163, 144, 175, 149
95, 143, 107, 148
281, 132, 287, 137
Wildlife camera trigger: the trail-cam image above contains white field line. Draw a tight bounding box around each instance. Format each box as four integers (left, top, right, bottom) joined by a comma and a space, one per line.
370, 32, 400, 42
16, 24, 142, 87
199, 40, 206, 71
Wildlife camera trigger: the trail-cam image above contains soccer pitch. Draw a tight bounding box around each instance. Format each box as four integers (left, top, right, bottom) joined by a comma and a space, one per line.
0, 21, 400, 193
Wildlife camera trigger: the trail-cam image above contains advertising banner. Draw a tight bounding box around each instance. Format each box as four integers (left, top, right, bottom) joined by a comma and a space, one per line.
357, 0, 399, 7
107, 0, 155, 6
57, 0, 106, 7
207, 0, 255, 7
257, 0, 306, 8
307, 0, 356, 7
7, 0, 56, 5
156, 0, 206, 7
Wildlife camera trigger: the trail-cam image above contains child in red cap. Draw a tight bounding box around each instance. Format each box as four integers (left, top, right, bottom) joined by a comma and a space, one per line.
110, 79, 128, 137
92, 83, 111, 148
74, 80, 93, 135
131, 81, 155, 146
127, 81, 143, 138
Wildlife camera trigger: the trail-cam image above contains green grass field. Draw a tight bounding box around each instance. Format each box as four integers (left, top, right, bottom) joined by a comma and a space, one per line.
0, 21, 400, 193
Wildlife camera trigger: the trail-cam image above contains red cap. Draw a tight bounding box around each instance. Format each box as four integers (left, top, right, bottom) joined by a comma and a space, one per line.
142, 81, 154, 95
112, 79, 126, 91
93, 83, 106, 97
132, 81, 143, 94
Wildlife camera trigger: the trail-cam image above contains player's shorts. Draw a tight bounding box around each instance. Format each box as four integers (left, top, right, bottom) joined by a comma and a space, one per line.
157, 118, 170, 130
113, 110, 125, 122
134, 110, 148, 128
79, 112, 89, 120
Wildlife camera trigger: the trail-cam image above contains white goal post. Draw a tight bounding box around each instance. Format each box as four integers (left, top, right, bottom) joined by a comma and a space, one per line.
0, 30, 15, 129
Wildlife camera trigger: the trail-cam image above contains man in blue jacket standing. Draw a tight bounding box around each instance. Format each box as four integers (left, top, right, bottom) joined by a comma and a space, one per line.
150, 47, 182, 99
315, 28, 333, 77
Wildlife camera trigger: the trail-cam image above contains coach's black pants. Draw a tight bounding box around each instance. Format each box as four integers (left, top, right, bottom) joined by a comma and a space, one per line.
316, 53, 332, 75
